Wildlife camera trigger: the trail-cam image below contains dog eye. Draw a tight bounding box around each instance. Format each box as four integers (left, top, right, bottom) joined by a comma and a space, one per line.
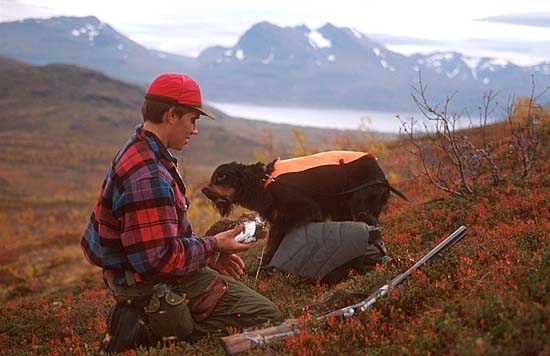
214, 174, 226, 183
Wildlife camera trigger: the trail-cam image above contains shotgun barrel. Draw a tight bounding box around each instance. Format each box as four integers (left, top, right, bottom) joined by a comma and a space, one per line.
321, 225, 467, 319
220, 226, 467, 355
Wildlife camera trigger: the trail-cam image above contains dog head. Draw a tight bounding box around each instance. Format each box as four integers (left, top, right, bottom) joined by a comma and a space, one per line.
202, 162, 266, 216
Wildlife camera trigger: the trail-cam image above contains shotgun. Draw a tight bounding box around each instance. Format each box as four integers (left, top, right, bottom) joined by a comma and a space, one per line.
220, 225, 467, 355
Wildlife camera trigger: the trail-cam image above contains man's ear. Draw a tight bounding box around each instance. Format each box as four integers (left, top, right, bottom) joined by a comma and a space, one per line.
164, 107, 178, 125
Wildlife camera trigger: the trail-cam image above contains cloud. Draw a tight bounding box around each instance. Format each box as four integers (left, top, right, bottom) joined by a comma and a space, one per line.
119, 21, 244, 54
478, 12, 550, 29
0, 0, 55, 22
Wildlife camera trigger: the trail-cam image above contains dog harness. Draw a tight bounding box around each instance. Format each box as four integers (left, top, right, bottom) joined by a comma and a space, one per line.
264, 151, 376, 187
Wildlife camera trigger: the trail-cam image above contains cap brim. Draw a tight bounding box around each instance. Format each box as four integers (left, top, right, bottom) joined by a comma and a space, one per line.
192, 105, 216, 120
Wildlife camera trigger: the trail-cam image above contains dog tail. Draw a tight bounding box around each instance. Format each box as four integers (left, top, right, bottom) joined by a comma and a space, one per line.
389, 185, 412, 203
389, 185, 448, 206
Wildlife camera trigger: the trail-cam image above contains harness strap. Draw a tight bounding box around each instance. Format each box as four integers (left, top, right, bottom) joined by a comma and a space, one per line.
265, 177, 390, 198
335, 179, 389, 196
125, 270, 136, 286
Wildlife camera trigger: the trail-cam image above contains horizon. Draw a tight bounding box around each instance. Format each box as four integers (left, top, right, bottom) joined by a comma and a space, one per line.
1, 0, 549, 66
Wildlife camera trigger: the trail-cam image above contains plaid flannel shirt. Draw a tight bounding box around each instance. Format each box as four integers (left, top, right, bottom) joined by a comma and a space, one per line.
81, 125, 217, 286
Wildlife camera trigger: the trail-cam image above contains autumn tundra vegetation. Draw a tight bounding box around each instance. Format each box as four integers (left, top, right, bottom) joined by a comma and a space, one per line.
0, 88, 549, 355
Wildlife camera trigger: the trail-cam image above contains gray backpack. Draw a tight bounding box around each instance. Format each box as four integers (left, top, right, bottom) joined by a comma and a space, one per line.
268, 221, 386, 284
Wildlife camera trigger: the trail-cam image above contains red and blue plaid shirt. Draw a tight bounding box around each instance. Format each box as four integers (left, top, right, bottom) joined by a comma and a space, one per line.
81, 125, 217, 286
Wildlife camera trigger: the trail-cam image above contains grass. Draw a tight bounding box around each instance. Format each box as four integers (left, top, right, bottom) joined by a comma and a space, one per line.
0, 120, 549, 355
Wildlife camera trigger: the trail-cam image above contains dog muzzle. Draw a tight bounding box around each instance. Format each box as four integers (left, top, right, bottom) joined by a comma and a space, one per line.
202, 186, 234, 217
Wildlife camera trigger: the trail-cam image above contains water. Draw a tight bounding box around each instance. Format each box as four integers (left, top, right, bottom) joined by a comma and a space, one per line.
208, 101, 502, 134
208, 101, 419, 133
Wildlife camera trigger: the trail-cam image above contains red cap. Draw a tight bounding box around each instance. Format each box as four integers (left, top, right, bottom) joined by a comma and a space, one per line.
145, 73, 216, 119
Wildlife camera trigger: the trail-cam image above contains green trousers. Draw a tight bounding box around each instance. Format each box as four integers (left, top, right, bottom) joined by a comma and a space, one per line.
142, 268, 281, 341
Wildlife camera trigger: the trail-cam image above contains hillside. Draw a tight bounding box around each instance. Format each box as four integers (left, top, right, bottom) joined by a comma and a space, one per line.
0, 56, 385, 198
0, 57, 548, 355
0, 55, 29, 71
0, 117, 548, 355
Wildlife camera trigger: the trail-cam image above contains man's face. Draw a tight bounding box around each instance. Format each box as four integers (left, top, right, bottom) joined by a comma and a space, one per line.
169, 109, 200, 150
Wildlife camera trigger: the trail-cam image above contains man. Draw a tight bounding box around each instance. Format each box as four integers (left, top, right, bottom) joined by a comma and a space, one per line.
81, 73, 281, 351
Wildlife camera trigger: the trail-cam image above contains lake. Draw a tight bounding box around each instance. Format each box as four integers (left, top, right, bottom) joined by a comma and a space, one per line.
208, 101, 419, 133
209, 101, 503, 134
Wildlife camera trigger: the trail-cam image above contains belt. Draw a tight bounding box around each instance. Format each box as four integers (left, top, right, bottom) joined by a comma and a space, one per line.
113, 282, 172, 298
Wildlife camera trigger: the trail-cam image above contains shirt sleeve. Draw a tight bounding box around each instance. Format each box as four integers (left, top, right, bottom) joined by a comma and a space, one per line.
114, 176, 217, 279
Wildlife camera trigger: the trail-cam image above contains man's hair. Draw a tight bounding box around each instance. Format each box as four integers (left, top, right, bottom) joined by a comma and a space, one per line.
141, 100, 192, 123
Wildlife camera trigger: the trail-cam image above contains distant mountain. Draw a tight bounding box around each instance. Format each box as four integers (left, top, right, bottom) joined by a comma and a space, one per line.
193, 21, 481, 110
0, 55, 29, 72
0, 16, 196, 83
410, 52, 550, 97
0, 55, 145, 134
1, 16, 548, 111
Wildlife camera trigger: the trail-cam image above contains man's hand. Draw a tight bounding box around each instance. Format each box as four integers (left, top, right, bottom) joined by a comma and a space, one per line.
214, 224, 251, 254
211, 253, 246, 279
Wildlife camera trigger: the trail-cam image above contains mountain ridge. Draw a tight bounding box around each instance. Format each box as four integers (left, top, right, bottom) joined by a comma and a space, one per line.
0, 16, 548, 111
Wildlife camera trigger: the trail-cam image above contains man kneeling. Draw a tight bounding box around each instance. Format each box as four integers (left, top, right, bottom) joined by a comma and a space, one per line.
80, 73, 280, 352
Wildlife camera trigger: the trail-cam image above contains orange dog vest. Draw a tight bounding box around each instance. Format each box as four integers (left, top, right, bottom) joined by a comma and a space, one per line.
264, 151, 376, 187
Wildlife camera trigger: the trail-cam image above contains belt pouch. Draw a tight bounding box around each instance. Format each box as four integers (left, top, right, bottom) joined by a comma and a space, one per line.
144, 289, 194, 340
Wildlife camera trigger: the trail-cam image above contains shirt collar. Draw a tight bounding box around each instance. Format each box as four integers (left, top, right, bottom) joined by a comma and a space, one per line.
134, 124, 178, 165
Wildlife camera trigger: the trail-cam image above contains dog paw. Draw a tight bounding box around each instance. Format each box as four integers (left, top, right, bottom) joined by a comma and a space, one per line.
248, 264, 276, 279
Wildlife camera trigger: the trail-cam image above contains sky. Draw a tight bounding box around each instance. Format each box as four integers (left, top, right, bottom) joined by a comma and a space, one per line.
1, 0, 550, 66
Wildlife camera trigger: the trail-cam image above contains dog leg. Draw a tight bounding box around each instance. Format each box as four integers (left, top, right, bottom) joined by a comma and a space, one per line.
356, 211, 387, 266
264, 225, 286, 265
263, 201, 322, 265
356, 211, 377, 226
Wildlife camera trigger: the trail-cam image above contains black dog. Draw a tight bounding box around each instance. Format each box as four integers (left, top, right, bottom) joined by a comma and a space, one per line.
202, 151, 408, 265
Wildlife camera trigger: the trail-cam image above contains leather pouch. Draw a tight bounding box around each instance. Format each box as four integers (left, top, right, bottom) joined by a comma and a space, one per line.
191, 277, 228, 321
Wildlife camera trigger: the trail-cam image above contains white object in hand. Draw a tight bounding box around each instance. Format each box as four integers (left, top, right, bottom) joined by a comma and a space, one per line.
234, 221, 257, 243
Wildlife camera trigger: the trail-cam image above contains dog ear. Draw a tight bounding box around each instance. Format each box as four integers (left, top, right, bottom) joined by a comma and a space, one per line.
233, 161, 273, 214
250, 162, 266, 178
239, 162, 265, 188
265, 159, 278, 175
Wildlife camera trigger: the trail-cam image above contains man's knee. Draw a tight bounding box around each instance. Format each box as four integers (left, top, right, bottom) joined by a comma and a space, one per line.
260, 301, 282, 322
225, 281, 282, 325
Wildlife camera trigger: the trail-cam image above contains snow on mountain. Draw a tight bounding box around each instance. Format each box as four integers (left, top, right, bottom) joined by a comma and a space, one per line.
307, 30, 332, 49
533, 61, 550, 75
479, 58, 509, 72
412, 52, 478, 80
68, 20, 106, 43
411, 51, 525, 85
410, 50, 549, 95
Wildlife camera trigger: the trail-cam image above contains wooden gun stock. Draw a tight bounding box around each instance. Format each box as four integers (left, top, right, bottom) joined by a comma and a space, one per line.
220, 319, 301, 355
